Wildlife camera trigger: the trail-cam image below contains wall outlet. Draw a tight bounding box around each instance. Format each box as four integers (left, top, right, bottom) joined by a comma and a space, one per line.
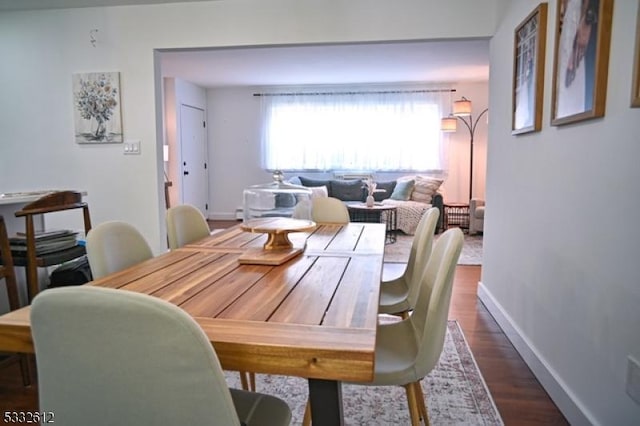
123, 140, 141, 155
626, 356, 640, 405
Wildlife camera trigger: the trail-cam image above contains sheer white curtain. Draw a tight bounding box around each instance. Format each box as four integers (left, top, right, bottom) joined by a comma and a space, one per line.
259, 88, 449, 172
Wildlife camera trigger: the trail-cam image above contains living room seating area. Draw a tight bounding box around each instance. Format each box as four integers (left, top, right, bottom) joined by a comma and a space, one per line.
290, 175, 445, 235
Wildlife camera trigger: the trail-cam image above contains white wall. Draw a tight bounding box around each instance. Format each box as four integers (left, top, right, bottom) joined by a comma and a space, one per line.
482, 1, 640, 424
164, 77, 208, 210
205, 81, 488, 218
206, 87, 266, 219
0, 0, 504, 252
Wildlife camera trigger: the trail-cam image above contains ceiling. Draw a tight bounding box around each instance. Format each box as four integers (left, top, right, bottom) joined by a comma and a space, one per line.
159, 39, 490, 88
1, 0, 490, 87
0, 0, 213, 11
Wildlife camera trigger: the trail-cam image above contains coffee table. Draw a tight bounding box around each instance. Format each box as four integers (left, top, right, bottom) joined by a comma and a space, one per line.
346, 203, 397, 244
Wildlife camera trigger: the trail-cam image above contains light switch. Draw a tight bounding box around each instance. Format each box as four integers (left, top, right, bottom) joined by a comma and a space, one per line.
124, 140, 141, 155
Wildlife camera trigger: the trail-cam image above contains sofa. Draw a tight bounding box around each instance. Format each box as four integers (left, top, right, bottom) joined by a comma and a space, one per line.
291, 175, 444, 235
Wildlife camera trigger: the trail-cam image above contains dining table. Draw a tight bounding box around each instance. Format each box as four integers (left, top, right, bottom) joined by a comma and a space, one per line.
0, 221, 386, 425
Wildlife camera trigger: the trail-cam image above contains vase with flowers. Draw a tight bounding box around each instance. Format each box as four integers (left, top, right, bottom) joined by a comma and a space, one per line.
363, 177, 385, 207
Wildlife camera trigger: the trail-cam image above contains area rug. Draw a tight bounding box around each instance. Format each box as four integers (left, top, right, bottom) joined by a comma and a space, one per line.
225, 321, 503, 425
384, 233, 483, 265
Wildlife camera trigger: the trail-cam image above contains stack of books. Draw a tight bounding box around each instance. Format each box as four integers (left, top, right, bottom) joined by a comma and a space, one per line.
10, 229, 79, 257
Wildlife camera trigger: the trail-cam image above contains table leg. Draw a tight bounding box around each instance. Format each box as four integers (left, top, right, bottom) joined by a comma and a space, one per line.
308, 378, 344, 425
386, 208, 397, 244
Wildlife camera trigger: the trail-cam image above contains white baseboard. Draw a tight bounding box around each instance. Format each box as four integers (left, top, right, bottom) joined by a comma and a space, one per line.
477, 282, 594, 426
207, 212, 238, 221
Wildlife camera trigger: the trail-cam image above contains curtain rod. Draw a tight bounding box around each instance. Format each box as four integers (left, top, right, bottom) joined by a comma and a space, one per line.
253, 88, 456, 97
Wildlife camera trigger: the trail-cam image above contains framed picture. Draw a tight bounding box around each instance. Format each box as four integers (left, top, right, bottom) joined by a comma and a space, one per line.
551, 0, 613, 125
632, 6, 640, 107
72, 72, 123, 143
512, 3, 548, 134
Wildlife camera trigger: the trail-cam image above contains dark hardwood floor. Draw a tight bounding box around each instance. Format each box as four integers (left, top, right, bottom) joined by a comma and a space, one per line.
440, 266, 567, 425
0, 222, 568, 425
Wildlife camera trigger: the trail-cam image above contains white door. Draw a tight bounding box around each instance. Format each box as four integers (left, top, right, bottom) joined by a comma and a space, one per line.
180, 104, 209, 215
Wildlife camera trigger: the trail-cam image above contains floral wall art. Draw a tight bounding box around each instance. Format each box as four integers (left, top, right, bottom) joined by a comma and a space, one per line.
72, 72, 123, 143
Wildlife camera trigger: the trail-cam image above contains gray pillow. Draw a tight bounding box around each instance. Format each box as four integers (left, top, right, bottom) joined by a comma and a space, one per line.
330, 179, 366, 201
390, 179, 414, 201
299, 176, 332, 192
373, 181, 397, 202
275, 193, 297, 208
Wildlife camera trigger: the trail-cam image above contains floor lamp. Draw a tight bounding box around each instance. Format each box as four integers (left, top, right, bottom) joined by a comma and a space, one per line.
441, 97, 489, 201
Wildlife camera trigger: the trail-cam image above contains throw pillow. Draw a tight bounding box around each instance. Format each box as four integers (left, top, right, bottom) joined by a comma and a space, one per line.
299, 176, 332, 189
373, 181, 397, 202
275, 192, 297, 208
390, 179, 415, 201
330, 179, 366, 201
308, 185, 328, 199
411, 176, 444, 204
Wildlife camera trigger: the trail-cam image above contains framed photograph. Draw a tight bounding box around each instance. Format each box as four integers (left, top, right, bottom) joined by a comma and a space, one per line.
512, 3, 548, 134
632, 6, 640, 107
72, 72, 123, 143
551, 0, 613, 125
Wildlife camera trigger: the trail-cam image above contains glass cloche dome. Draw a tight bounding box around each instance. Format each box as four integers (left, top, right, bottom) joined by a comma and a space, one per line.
243, 171, 312, 222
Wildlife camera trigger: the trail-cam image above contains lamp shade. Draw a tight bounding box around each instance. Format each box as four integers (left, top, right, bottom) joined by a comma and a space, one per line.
453, 98, 472, 116
440, 116, 458, 132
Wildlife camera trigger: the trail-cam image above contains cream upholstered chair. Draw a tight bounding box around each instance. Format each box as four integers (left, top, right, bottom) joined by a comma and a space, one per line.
311, 197, 350, 224
87, 219, 255, 392
86, 221, 153, 280
166, 204, 211, 250
469, 198, 485, 235
379, 207, 440, 318
366, 227, 463, 425
303, 228, 463, 426
167, 205, 256, 392
30, 286, 291, 426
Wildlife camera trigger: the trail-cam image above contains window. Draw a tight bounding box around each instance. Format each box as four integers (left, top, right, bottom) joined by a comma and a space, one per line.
259, 88, 449, 172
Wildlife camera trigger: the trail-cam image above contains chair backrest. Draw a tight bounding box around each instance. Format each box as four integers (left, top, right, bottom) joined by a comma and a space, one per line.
403, 207, 440, 305
411, 227, 463, 377
15, 191, 92, 301
86, 221, 153, 280
0, 215, 20, 310
166, 204, 211, 250
15, 190, 92, 234
311, 197, 350, 224
30, 286, 241, 425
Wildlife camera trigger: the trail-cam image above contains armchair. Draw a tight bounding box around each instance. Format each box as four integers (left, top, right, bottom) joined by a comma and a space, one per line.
469, 198, 485, 235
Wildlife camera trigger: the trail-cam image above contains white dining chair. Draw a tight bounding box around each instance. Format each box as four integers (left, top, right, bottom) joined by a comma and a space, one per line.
166, 204, 211, 250
311, 197, 350, 224
30, 286, 292, 426
379, 207, 440, 318
304, 227, 463, 426
86, 221, 153, 280
166, 205, 257, 392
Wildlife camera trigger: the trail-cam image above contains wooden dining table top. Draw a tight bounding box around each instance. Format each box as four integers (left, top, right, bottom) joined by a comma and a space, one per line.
0, 222, 386, 383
